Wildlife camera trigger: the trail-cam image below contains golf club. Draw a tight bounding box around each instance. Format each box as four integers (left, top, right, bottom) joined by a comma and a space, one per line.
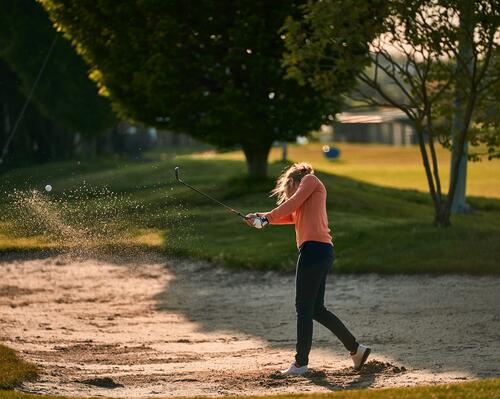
174, 166, 248, 220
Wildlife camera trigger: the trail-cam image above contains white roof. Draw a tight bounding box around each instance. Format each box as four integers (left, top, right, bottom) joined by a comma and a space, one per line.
335, 108, 410, 124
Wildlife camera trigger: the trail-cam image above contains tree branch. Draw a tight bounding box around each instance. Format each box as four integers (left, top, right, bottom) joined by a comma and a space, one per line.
369, 52, 420, 107
358, 71, 419, 120
376, 48, 423, 103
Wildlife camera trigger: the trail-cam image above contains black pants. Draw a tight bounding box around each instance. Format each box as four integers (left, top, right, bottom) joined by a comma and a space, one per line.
295, 241, 358, 366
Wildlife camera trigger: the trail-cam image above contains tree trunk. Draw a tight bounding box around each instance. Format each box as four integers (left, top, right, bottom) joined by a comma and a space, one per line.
434, 204, 451, 227
2, 102, 10, 142
242, 143, 272, 178
0, 102, 9, 164
32, 114, 51, 162
414, 125, 443, 221
450, 0, 473, 214
281, 141, 288, 162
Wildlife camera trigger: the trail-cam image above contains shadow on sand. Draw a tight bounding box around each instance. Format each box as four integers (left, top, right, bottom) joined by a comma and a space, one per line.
149, 255, 499, 384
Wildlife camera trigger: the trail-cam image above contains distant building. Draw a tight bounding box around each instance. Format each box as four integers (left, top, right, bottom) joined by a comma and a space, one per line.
95, 121, 202, 159
328, 108, 417, 146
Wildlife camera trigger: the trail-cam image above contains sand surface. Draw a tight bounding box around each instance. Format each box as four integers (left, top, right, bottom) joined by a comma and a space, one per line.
1, 253, 499, 397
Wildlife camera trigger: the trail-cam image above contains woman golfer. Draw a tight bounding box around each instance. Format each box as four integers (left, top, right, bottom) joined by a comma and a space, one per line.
246, 162, 370, 375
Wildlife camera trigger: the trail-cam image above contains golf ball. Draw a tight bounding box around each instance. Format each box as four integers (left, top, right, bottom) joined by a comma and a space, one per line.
45, 184, 52, 192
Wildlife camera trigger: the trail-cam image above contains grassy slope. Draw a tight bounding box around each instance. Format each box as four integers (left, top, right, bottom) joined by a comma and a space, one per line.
0, 144, 499, 274
0, 345, 37, 390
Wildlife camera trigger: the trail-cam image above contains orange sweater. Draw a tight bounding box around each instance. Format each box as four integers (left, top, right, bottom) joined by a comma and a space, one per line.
261, 174, 332, 248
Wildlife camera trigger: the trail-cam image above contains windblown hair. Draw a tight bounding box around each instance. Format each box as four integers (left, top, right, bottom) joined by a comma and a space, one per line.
270, 162, 314, 205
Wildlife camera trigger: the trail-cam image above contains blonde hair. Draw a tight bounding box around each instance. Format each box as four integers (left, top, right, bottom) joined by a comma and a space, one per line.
270, 162, 314, 205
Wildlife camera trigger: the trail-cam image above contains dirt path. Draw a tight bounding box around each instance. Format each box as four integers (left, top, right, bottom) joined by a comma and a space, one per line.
1, 253, 499, 397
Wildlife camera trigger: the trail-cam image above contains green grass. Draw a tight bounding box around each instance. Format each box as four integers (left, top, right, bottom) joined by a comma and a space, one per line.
0, 144, 499, 274
0, 345, 37, 390
213, 142, 500, 199
0, 379, 499, 399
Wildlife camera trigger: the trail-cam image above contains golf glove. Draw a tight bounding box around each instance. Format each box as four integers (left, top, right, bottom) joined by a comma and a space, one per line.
252, 216, 269, 229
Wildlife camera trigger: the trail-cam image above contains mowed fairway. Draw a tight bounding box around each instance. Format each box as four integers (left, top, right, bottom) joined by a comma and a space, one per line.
1, 143, 499, 274
199, 143, 500, 198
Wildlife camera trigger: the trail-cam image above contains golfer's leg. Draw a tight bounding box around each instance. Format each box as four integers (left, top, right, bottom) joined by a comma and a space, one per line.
295, 252, 324, 367
313, 273, 358, 352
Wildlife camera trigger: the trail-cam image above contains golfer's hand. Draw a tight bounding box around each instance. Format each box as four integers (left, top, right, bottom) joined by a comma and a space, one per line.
245, 213, 257, 227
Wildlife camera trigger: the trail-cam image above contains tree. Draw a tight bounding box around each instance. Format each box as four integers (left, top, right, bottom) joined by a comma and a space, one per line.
38, 0, 342, 177
0, 60, 75, 163
0, 0, 114, 162
470, 52, 500, 160
282, 0, 499, 226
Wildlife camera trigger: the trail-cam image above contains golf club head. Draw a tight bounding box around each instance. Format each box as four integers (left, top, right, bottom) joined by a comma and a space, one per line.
174, 166, 181, 181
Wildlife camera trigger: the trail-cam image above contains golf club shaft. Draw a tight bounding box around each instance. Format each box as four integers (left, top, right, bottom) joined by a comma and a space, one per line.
175, 167, 247, 219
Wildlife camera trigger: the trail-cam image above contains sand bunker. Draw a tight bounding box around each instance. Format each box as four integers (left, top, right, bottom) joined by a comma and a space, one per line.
1, 253, 498, 397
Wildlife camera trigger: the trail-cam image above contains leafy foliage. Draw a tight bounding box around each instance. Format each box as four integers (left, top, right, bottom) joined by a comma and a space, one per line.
38, 0, 343, 176
466, 50, 500, 161
282, 0, 500, 225
282, 0, 389, 98
0, 0, 114, 136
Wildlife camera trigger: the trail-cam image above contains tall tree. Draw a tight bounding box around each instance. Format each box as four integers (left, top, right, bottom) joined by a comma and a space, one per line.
0, 60, 74, 163
0, 0, 114, 162
283, 0, 499, 226
449, 0, 474, 214
38, 0, 344, 177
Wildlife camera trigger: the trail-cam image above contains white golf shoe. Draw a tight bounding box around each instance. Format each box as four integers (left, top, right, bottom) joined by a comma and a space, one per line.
280, 362, 308, 376
351, 344, 371, 371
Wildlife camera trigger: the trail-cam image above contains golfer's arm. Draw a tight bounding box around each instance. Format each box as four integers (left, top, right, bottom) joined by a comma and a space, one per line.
265, 175, 317, 222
